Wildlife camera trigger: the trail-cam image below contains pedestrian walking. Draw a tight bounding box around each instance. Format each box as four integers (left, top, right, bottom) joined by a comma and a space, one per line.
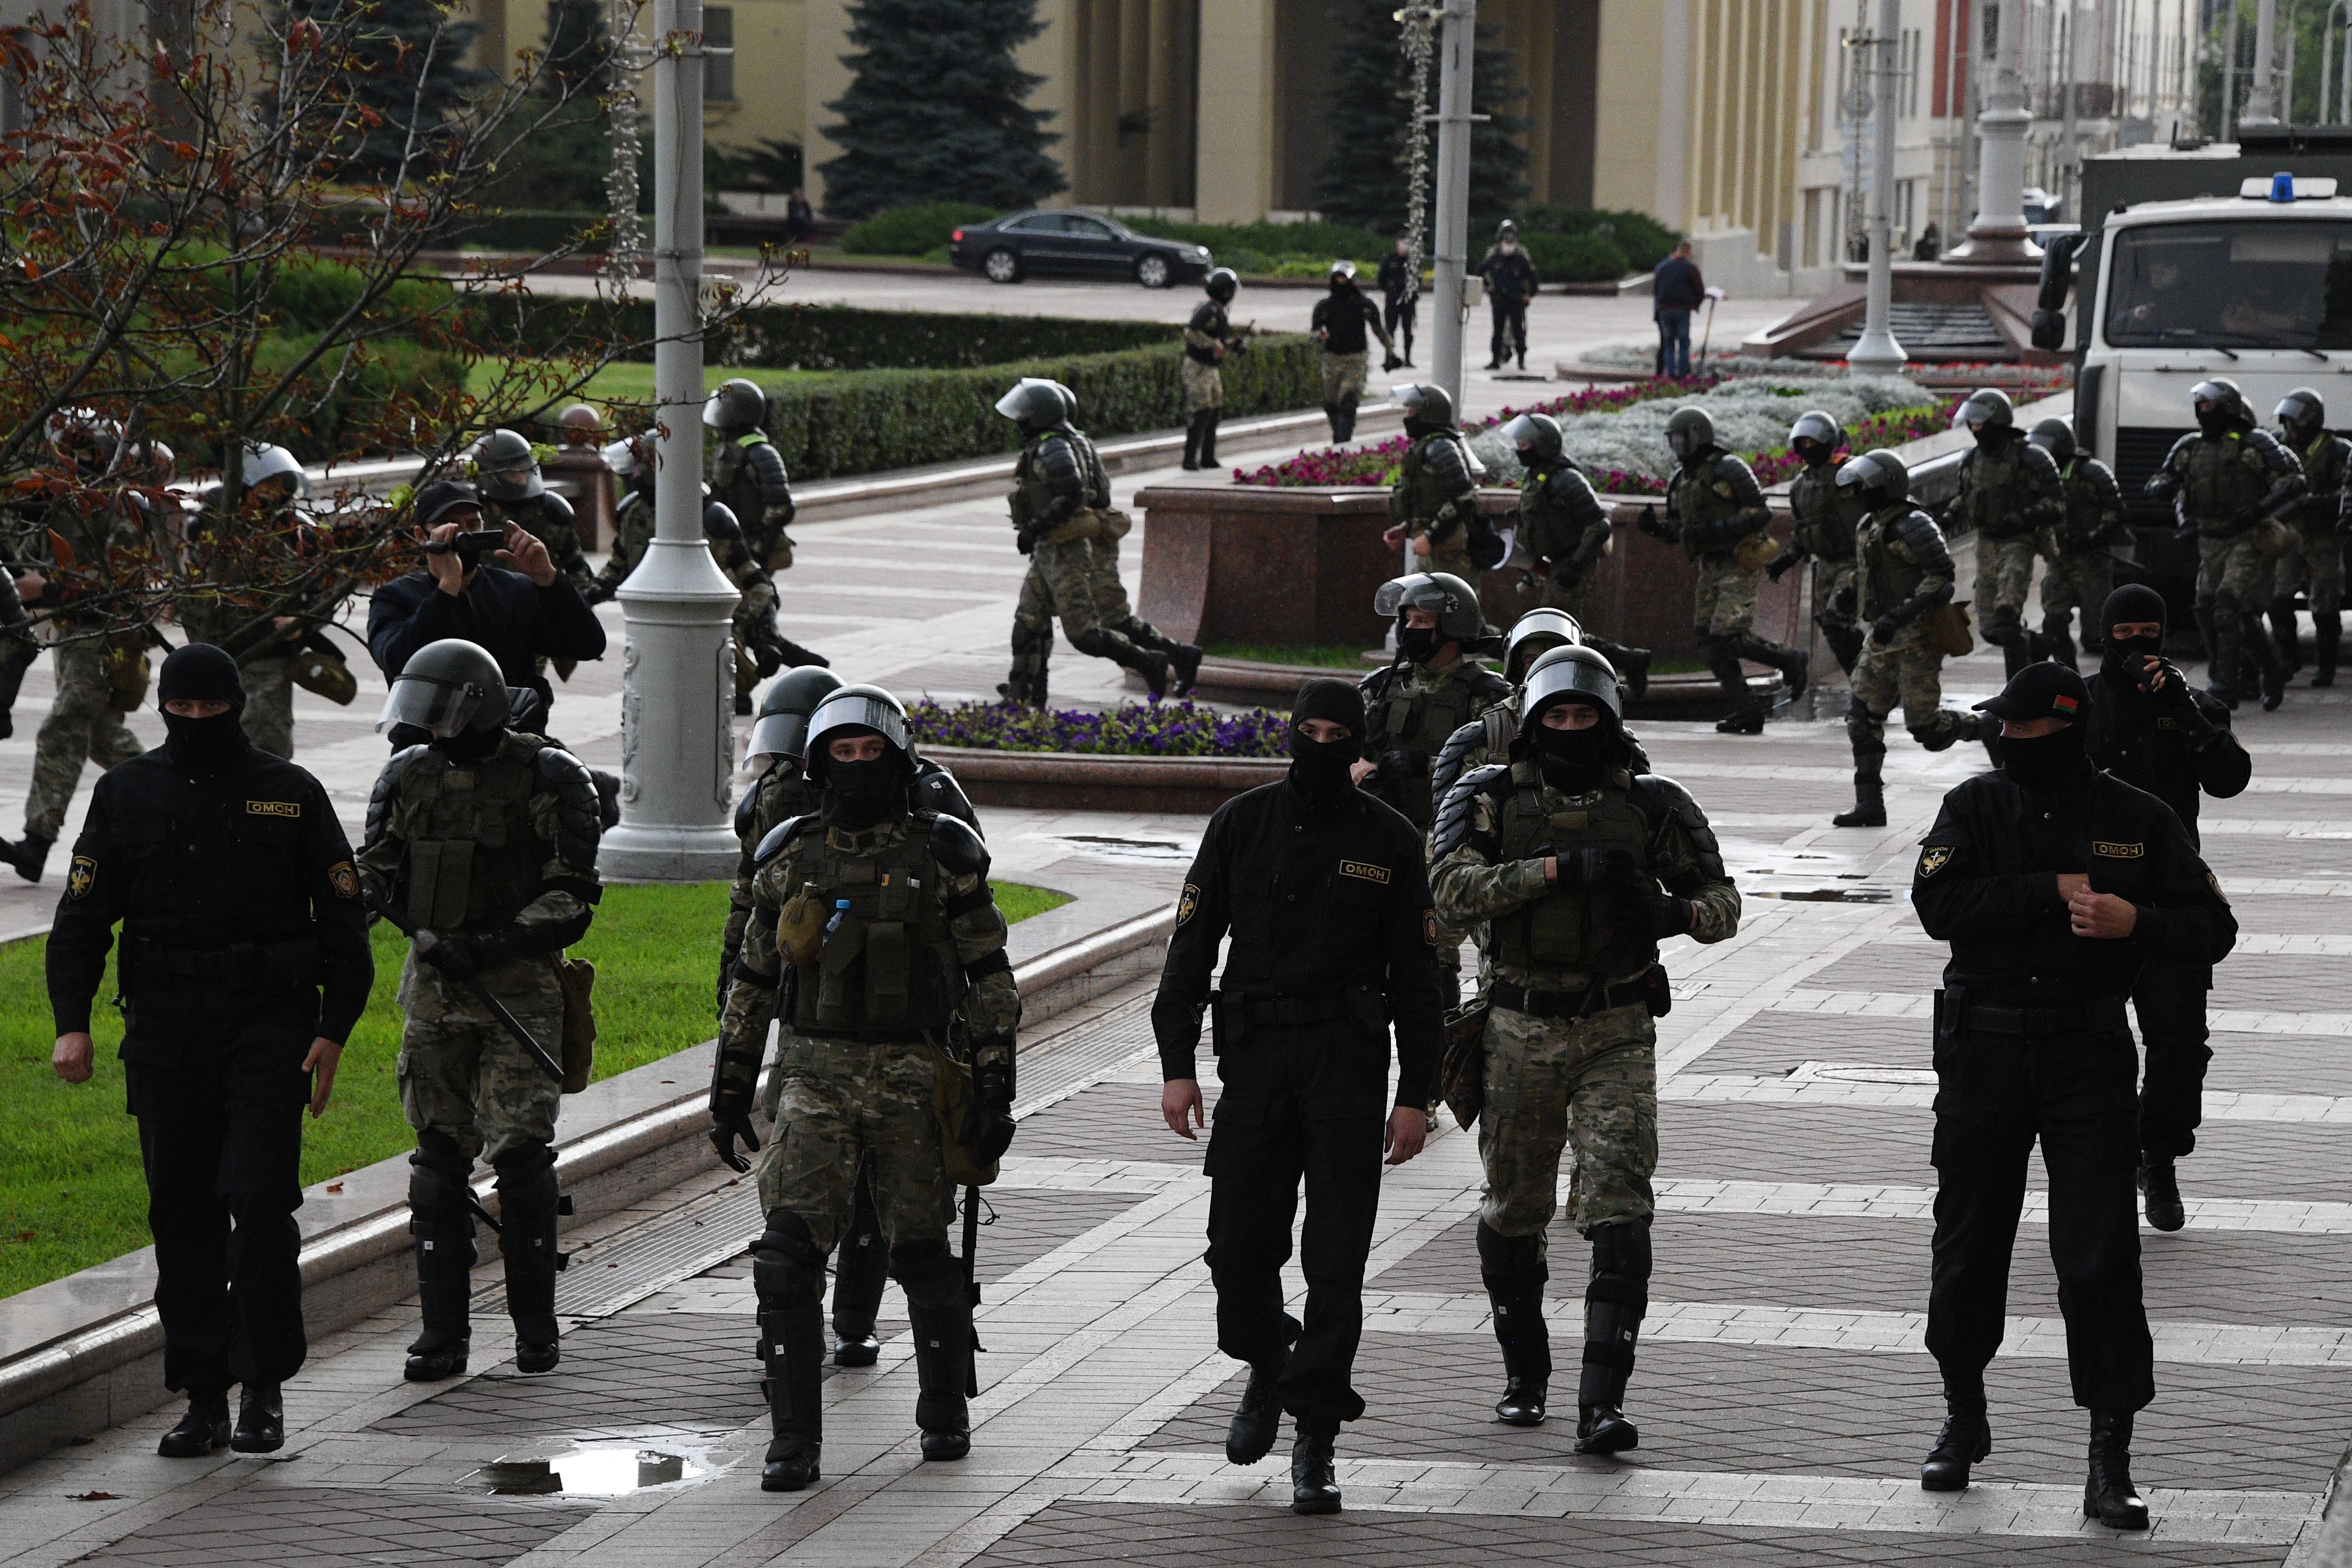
1651, 242, 1704, 377
1155, 677, 1442, 1515
48, 644, 374, 1456
1376, 238, 1419, 368
1912, 660, 2237, 1530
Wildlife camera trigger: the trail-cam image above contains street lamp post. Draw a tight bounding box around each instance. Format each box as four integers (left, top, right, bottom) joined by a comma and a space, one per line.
601, 0, 742, 883
1848, 0, 1909, 376
1428, 0, 1476, 412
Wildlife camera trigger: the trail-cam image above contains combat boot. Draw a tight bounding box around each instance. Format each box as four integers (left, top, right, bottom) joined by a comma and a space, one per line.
1574, 1223, 1646, 1456
1920, 1403, 1991, 1491
2314, 615, 2340, 686
2040, 622, 2080, 671
4, 831, 52, 883
1779, 647, 1811, 702
2269, 600, 2302, 675
832, 1219, 887, 1368
759, 1308, 825, 1491
774, 638, 829, 670
1714, 710, 1765, 735
1616, 647, 1652, 702
1290, 1419, 1342, 1515
1200, 411, 1222, 467
2085, 1411, 2150, 1530
1336, 394, 1361, 442
906, 1298, 973, 1462
494, 1152, 564, 1375
231, 1383, 284, 1454
404, 1185, 475, 1383
2206, 612, 2244, 708
1182, 411, 1206, 471
1168, 643, 1204, 698
158, 1388, 232, 1457
1833, 771, 1886, 828
2140, 1158, 2185, 1232
1477, 1221, 1549, 1426
1120, 648, 1172, 699
1225, 1348, 1287, 1464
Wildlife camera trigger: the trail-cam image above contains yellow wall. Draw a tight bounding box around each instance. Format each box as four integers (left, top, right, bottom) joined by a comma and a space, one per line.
1591, 0, 1669, 221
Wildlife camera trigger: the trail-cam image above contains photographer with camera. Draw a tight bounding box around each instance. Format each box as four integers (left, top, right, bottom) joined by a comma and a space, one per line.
366, 482, 607, 730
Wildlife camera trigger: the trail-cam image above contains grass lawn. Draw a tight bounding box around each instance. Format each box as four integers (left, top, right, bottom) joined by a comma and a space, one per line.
1206, 642, 1382, 669
0, 878, 1069, 1298
464, 360, 834, 407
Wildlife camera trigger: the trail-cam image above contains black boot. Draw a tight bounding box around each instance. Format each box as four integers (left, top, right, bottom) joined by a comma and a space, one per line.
2141, 1158, 2185, 1232
776, 638, 829, 670
1920, 1393, 1991, 1492
1200, 411, 1221, 467
1706, 644, 1762, 733
1618, 646, 1652, 702
1336, 393, 1360, 443
2269, 599, 2302, 674
1225, 1352, 1287, 1464
1833, 770, 1886, 828
2315, 615, 2340, 686
1182, 411, 1205, 471
1168, 643, 1204, 698
754, 1212, 827, 1491
405, 1150, 475, 1383
1323, 403, 1343, 441
495, 1152, 564, 1375
908, 1298, 973, 1461
1120, 647, 1172, 699
231, 1383, 284, 1454
1779, 647, 1811, 702
832, 1184, 888, 1368
158, 1388, 232, 1457
1573, 1222, 1646, 1456
4, 831, 52, 883
1477, 1221, 1549, 1426
2207, 609, 2244, 708
2085, 1410, 2150, 1530
2042, 620, 2080, 671
1290, 1419, 1342, 1515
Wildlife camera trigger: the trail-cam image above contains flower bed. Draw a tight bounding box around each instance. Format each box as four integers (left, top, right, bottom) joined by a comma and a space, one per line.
1593, 399, 1964, 496
909, 699, 1288, 758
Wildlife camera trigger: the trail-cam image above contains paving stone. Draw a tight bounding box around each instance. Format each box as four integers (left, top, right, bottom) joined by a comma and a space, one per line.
371, 1315, 768, 1441
76, 1483, 590, 1567
1007, 1078, 1219, 1169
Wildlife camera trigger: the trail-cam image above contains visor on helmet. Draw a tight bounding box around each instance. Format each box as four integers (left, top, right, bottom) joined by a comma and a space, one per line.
1373, 574, 1455, 621
807, 690, 910, 760
1518, 647, 1623, 728
749, 709, 812, 763
376, 670, 503, 738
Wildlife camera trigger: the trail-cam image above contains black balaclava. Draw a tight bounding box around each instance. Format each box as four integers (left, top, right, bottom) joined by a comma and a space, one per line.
2002, 723, 2090, 791
823, 728, 906, 829
157, 644, 249, 773
1794, 438, 1834, 469
1530, 698, 1614, 788
2196, 403, 2235, 439
1289, 678, 1365, 803
433, 725, 503, 762
1397, 622, 1443, 665
1972, 422, 2007, 451
2100, 583, 2168, 687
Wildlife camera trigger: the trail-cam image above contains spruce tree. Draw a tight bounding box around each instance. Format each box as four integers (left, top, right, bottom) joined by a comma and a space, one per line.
1312, 0, 1528, 236
818, 0, 1065, 219
281, 0, 490, 182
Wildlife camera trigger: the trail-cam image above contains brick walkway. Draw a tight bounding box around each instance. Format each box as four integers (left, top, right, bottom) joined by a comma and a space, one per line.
4, 610, 2350, 1564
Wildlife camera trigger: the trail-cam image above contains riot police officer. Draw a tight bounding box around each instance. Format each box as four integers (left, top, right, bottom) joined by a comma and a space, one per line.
1431, 645, 1739, 1455
1638, 406, 1809, 734
1912, 661, 2236, 1530
47, 644, 373, 1457
182, 443, 331, 762
1055, 380, 1204, 695
1359, 573, 1513, 830
1502, 411, 1652, 694
2145, 378, 2304, 710
1309, 261, 1397, 442
1830, 450, 1991, 828
471, 429, 593, 595
704, 378, 799, 571
709, 685, 1020, 1491
1383, 384, 1503, 579
357, 638, 604, 1382
1154, 677, 1443, 1515
1183, 268, 1242, 471
997, 380, 1171, 705
1943, 389, 2066, 678
2270, 388, 2349, 685
2028, 418, 2129, 670
1476, 220, 1540, 372
1766, 410, 1864, 677
2083, 584, 2251, 1231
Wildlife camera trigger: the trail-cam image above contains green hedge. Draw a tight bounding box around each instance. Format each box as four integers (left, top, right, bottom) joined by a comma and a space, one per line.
1122, 216, 1392, 263
501, 299, 1178, 372
840, 203, 1001, 256
760, 334, 1320, 481
1516, 205, 1680, 273
1521, 232, 1631, 284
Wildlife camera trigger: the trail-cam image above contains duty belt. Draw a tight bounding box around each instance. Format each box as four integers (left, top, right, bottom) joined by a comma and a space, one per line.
1240, 993, 1354, 1028
1492, 978, 1647, 1020
127, 934, 320, 990
1954, 996, 2128, 1036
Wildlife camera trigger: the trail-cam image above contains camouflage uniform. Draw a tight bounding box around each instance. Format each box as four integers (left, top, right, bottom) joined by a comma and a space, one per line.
2272, 428, 2350, 681
1849, 501, 1976, 763
1065, 428, 1198, 678
23, 493, 147, 846
1514, 455, 1645, 673
1390, 426, 1480, 580
1430, 754, 1738, 1439
1645, 445, 1801, 722
483, 493, 593, 595
710, 427, 798, 572
2147, 424, 2304, 703
356, 730, 603, 1369
1182, 300, 1229, 412
1945, 429, 2065, 668
2039, 453, 2128, 668
1006, 425, 1158, 705
1785, 460, 1863, 673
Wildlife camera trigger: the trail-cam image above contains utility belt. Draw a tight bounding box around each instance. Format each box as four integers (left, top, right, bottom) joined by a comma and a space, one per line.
1492, 968, 1669, 1021
1209, 981, 1386, 1053
1933, 986, 2128, 1039
1184, 345, 1221, 366
124, 932, 321, 994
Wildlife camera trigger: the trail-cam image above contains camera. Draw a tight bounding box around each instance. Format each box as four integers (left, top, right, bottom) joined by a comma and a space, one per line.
424, 529, 507, 569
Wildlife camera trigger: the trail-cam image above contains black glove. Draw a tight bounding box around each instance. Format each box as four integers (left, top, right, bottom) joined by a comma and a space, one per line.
1566, 847, 1639, 888
1376, 749, 1419, 783
2140, 656, 2196, 705
420, 931, 493, 980
967, 1054, 1017, 1165
582, 581, 614, 606
1015, 526, 1038, 556
1626, 888, 1689, 939
1997, 510, 2027, 534
751, 637, 785, 678
710, 1093, 762, 1173
1871, 612, 1903, 646
1382, 352, 1404, 372
1830, 583, 1856, 618
1765, 548, 1801, 584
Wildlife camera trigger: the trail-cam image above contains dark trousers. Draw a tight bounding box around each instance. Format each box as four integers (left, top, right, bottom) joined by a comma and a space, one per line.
1203, 1021, 1387, 1425
1384, 294, 1416, 356
124, 998, 316, 1394
1656, 310, 1693, 376
2133, 963, 2212, 1161
1488, 299, 1528, 364
1926, 1018, 2153, 1413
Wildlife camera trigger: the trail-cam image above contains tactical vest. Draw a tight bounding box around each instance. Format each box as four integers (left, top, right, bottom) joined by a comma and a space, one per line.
785, 820, 965, 1036
2301, 434, 2349, 536
1788, 465, 1858, 562
710, 431, 775, 524
1187, 302, 1228, 364
2178, 433, 2268, 533
1489, 765, 1658, 978
1666, 456, 1751, 561
1397, 433, 1468, 521
1955, 441, 2031, 537
1010, 433, 1103, 543
744, 765, 823, 850
1855, 506, 1931, 623
1365, 662, 1496, 827
2053, 460, 2114, 554
1518, 463, 1595, 563
399, 735, 551, 934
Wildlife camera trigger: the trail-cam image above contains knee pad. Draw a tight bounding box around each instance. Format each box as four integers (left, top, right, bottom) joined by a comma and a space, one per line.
751, 1208, 826, 1310
407, 1151, 473, 1242
492, 1145, 559, 1221
1586, 1221, 1651, 1312
490, 1141, 555, 1186
1068, 628, 1113, 659
1475, 1219, 1548, 1294
1010, 621, 1052, 656
1844, 697, 1886, 747
889, 1237, 965, 1311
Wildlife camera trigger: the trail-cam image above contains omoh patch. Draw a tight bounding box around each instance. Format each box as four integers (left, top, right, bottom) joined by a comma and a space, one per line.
67, 855, 96, 900
2092, 840, 2144, 859
1917, 844, 1954, 878
1177, 883, 1201, 925
1339, 861, 1392, 884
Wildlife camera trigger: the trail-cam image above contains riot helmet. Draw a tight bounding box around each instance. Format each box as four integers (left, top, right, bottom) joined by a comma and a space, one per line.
994, 378, 1069, 430
1788, 410, 1841, 465
238, 442, 308, 502
1665, 405, 1716, 461
1329, 259, 1358, 285
2027, 418, 2078, 463
2277, 387, 2327, 439
703, 377, 768, 433
1501, 412, 1564, 463
1375, 571, 1485, 644
377, 638, 513, 738
2192, 377, 2250, 436
1954, 388, 2014, 436
1517, 643, 1623, 731
1205, 267, 1239, 303
1835, 448, 1910, 503
556, 405, 603, 447
1503, 606, 1583, 683
1390, 382, 1456, 433
749, 665, 846, 763
471, 428, 544, 501
804, 684, 913, 778
1496, 219, 1520, 244
45, 408, 120, 473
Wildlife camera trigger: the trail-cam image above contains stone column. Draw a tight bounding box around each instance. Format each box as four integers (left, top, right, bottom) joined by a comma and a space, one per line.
1942, 0, 2038, 265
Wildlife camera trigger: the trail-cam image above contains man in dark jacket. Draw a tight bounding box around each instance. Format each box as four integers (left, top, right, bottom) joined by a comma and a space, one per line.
367, 482, 609, 727
1309, 262, 1398, 442
1376, 239, 1419, 368
1476, 221, 1541, 371
1155, 677, 1442, 1517
2082, 584, 2251, 1230
1911, 661, 2237, 1531
1651, 243, 1705, 377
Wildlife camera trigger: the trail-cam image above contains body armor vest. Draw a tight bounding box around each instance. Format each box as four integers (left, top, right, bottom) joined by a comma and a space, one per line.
1186, 302, 1229, 364
1854, 507, 1933, 623
1489, 765, 1659, 979
1788, 465, 1858, 561
1397, 433, 1469, 521
2299, 433, 2349, 536
1365, 663, 1497, 827
710, 432, 776, 524
786, 818, 966, 1036
2179, 433, 2268, 532
1956, 439, 2040, 538
1666, 456, 1755, 560
1517, 463, 1598, 563
1010, 433, 1103, 541
399, 735, 550, 934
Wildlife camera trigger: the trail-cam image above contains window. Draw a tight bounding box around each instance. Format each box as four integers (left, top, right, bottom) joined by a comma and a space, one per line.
1007, 214, 1060, 232
2105, 221, 2352, 349
704, 6, 735, 102
1066, 217, 1116, 240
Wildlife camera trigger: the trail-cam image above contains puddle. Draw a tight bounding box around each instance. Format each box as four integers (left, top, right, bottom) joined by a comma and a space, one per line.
477, 1447, 706, 1496
1748, 885, 1901, 903
1790, 1062, 1938, 1086
1049, 834, 1196, 863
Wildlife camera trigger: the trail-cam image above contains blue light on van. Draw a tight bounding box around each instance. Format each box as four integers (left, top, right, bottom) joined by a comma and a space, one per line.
2273, 172, 2297, 202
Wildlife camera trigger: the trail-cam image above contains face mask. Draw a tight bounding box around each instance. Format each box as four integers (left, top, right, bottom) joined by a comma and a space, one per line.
1794, 439, 1830, 467
1972, 423, 2005, 450
2000, 724, 2088, 790
1397, 626, 1441, 664
1330, 278, 1350, 294
431, 726, 502, 762
162, 710, 248, 773
1532, 720, 1609, 785
2196, 407, 2232, 438
826, 757, 901, 827
1287, 728, 1356, 799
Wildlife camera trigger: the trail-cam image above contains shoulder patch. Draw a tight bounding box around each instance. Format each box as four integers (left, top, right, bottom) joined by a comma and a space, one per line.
2207, 870, 2230, 904
1177, 882, 1201, 925
1423, 908, 1439, 946
1339, 860, 1392, 885
247, 799, 301, 818
2092, 840, 2144, 859
1918, 844, 1954, 878
67, 855, 96, 900
328, 861, 359, 900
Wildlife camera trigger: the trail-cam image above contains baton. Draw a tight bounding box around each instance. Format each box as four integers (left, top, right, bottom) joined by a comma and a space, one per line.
369, 896, 566, 1084
963, 1183, 984, 1397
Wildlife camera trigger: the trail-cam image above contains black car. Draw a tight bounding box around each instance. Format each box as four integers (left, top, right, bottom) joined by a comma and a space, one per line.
947, 210, 1213, 288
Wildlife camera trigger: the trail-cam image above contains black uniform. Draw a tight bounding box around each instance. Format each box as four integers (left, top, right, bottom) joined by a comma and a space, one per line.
1309, 285, 1386, 356
1476, 246, 1541, 369
368, 564, 608, 722
2084, 664, 2250, 1163
1376, 251, 1418, 362
1153, 759, 1443, 1427
1913, 763, 2235, 1414
48, 739, 373, 1395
